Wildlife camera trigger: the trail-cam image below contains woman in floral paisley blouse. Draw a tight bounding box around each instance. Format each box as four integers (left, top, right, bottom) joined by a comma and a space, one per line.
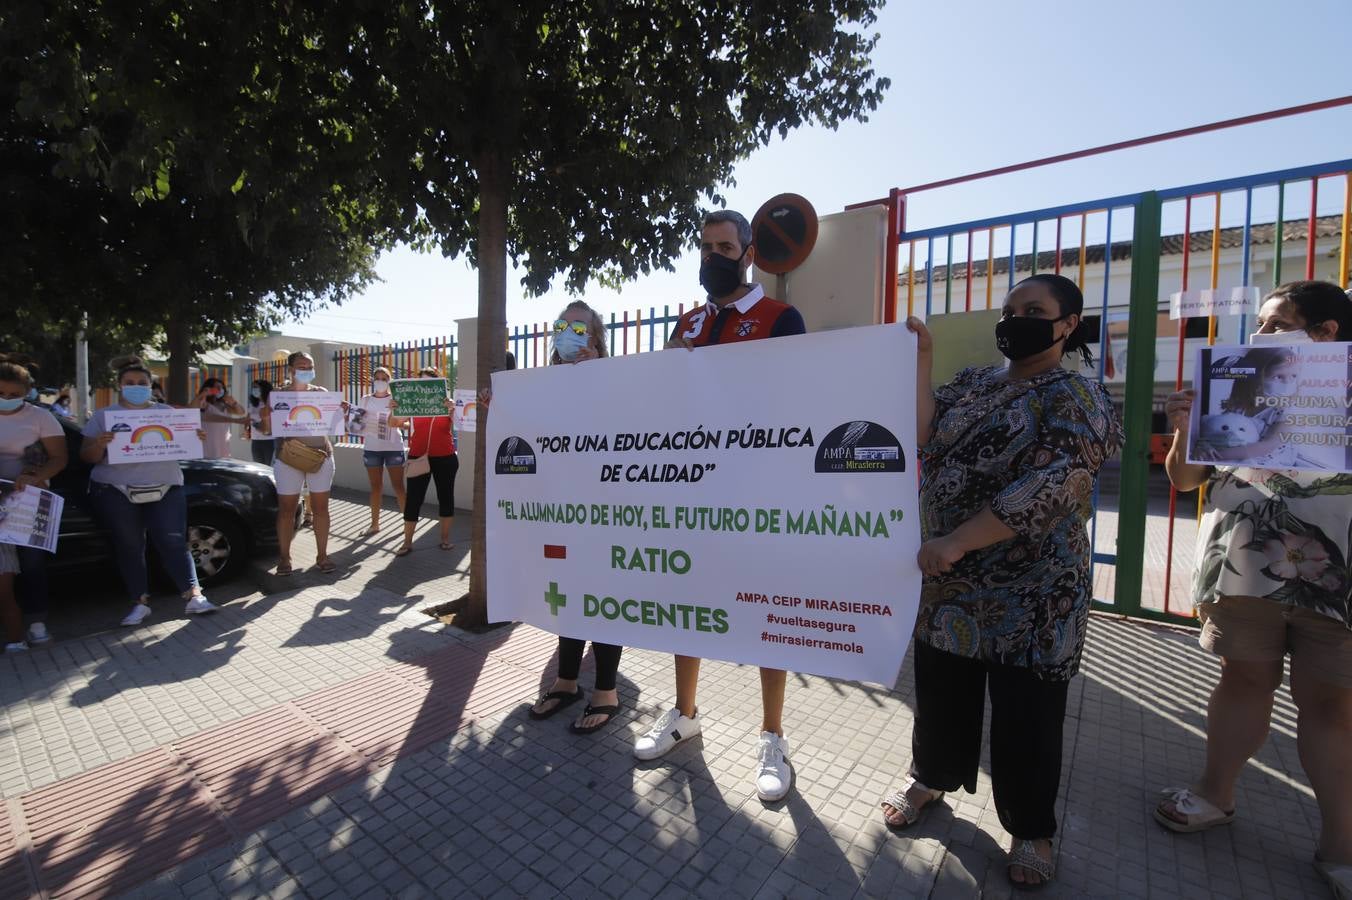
881, 273, 1122, 890
1156, 281, 1352, 897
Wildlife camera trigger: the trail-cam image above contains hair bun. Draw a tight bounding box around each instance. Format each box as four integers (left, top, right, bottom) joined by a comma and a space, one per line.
110, 354, 145, 372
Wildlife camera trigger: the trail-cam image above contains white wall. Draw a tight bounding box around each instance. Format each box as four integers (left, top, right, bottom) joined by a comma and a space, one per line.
752, 205, 887, 330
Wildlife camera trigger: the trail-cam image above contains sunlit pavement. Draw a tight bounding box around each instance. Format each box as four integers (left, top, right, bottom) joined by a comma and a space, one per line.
0, 492, 1328, 898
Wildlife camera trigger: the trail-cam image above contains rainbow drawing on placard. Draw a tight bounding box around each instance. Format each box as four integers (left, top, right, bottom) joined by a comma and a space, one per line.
461, 402, 477, 419
287, 405, 324, 423
130, 424, 174, 443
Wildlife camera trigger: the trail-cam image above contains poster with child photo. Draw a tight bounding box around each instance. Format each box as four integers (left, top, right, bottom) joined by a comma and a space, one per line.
1188, 342, 1352, 472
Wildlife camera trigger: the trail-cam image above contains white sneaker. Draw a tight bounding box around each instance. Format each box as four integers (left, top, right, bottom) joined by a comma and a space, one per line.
4, 642, 28, 653
120, 603, 152, 626
184, 595, 219, 615
755, 732, 792, 801
26, 622, 49, 645
633, 707, 701, 760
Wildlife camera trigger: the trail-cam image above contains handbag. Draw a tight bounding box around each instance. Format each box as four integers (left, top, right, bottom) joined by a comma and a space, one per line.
405, 454, 431, 479
113, 484, 172, 504
278, 439, 330, 474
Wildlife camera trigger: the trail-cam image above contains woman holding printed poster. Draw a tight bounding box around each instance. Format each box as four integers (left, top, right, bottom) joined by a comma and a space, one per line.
889, 275, 1121, 890
0, 358, 67, 650
80, 356, 216, 627
263, 351, 337, 576
524, 302, 626, 735
1157, 281, 1352, 897
356, 366, 407, 535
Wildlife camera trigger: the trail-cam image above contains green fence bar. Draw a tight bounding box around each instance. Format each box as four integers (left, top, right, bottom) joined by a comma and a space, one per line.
1113, 192, 1163, 618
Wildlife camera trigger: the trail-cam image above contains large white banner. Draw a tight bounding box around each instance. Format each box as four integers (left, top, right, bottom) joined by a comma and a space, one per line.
105, 408, 203, 464
268, 391, 345, 437
487, 324, 921, 686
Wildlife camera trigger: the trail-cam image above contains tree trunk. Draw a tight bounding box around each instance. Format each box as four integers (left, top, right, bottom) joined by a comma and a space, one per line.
459, 150, 509, 628
165, 319, 191, 405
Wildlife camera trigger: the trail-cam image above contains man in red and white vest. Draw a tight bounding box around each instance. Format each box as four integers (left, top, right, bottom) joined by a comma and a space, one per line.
634, 209, 806, 803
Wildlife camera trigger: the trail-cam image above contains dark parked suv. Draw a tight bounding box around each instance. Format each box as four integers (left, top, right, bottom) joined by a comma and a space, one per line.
47, 417, 283, 585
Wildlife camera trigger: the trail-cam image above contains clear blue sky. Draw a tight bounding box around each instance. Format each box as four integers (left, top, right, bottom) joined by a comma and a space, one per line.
281, 0, 1352, 344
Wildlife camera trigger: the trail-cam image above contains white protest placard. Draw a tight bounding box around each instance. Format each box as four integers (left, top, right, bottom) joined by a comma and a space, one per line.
0, 481, 64, 553
269, 391, 345, 437
105, 408, 204, 464
487, 325, 921, 686
453, 388, 478, 432
1169, 285, 1261, 320
1189, 341, 1352, 472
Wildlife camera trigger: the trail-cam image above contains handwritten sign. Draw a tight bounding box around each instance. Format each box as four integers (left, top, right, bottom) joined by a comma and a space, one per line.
269, 391, 344, 437
391, 378, 450, 418
0, 481, 64, 553
105, 408, 204, 464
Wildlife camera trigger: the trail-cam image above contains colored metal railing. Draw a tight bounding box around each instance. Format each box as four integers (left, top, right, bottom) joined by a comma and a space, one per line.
853, 147, 1352, 625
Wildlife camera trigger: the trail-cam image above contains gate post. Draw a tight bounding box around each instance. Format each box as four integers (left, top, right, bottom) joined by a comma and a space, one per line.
1113, 192, 1163, 617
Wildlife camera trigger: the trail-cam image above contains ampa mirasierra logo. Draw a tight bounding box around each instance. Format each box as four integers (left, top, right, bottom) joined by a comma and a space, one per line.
814, 420, 905, 474
495, 436, 537, 475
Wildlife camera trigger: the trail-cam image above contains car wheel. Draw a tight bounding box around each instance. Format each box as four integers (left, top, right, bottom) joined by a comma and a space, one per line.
187, 512, 248, 585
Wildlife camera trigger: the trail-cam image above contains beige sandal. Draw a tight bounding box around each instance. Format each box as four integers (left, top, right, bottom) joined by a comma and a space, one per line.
880, 779, 943, 828
1154, 787, 1235, 833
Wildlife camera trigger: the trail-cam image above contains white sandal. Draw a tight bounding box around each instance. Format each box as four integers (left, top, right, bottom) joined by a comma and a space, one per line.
880, 779, 943, 828
1154, 787, 1235, 833
1007, 839, 1055, 890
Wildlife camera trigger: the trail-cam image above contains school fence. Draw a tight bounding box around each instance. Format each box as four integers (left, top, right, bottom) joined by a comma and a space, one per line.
849, 95, 1352, 625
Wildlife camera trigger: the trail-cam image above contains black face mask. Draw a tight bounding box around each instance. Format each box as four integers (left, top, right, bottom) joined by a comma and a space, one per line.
995, 314, 1071, 361
699, 248, 747, 299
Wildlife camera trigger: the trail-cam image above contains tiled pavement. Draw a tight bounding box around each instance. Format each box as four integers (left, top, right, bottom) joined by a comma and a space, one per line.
0, 492, 1334, 898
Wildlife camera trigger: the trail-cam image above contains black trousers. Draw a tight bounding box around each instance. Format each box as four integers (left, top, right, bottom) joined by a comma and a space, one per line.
403, 454, 458, 521
557, 639, 623, 692
910, 640, 1070, 841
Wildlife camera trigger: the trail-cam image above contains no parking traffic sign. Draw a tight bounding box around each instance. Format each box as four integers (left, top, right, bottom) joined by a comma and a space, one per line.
751, 193, 818, 275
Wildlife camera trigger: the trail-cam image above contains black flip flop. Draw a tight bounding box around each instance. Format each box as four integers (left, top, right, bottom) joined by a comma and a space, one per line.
569, 704, 621, 735
529, 689, 583, 720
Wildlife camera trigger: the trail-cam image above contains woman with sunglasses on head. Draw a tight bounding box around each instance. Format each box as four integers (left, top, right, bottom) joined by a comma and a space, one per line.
80, 356, 217, 626
389, 366, 457, 556
527, 301, 626, 735
356, 366, 407, 535
193, 377, 246, 460
243, 379, 274, 465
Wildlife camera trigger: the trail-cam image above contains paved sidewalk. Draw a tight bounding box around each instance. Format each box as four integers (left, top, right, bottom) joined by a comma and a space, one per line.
0, 492, 1332, 898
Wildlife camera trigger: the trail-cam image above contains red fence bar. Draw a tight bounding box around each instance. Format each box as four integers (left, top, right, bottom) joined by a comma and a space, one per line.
1307, 178, 1319, 280
1342, 173, 1352, 288
846, 96, 1352, 208
1162, 195, 1195, 616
